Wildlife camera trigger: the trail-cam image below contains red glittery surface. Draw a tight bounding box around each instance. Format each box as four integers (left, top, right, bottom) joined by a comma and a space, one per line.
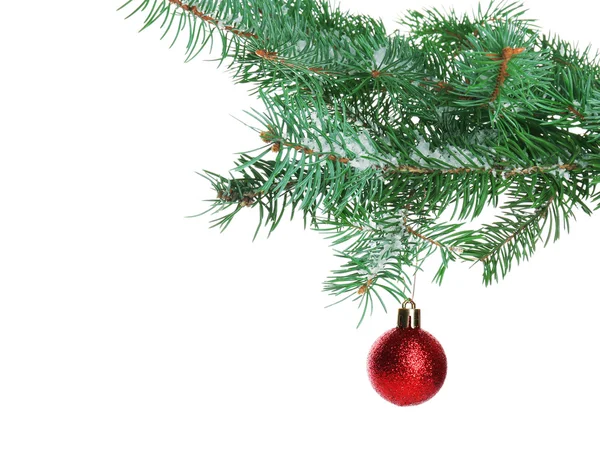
367, 328, 447, 406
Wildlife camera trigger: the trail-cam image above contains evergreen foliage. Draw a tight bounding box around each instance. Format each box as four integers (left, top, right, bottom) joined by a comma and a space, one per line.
121, 0, 600, 321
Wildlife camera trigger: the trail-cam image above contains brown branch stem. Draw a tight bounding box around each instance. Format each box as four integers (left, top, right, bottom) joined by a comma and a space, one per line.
255, 49, 333, 76
169, 0, 258, 38
488, 46, 526, 102
567, 105, 585, 120
259, 132, 579, 176
405, 225, 464, 253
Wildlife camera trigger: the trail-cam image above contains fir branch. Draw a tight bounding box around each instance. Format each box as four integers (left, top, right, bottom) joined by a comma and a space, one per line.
478, 196, 554, 264
121, 0, 600, 319
465, 187, 580, 285
319, 211, 423, 324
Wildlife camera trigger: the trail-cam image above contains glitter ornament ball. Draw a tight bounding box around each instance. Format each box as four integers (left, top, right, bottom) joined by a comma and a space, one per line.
367, 301, 447, 406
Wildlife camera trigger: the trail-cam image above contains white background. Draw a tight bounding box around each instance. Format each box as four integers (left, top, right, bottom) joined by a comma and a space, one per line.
1, 0, 599, 466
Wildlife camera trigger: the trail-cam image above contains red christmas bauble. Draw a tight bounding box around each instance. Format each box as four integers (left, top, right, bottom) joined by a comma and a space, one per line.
367, 327, 447, 406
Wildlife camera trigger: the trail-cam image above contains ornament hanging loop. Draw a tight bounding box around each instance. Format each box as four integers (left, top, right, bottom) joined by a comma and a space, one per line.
397, 299, 421, 329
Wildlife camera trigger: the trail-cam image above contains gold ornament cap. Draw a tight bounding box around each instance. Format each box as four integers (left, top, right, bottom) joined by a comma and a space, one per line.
397, 299, 421, 329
